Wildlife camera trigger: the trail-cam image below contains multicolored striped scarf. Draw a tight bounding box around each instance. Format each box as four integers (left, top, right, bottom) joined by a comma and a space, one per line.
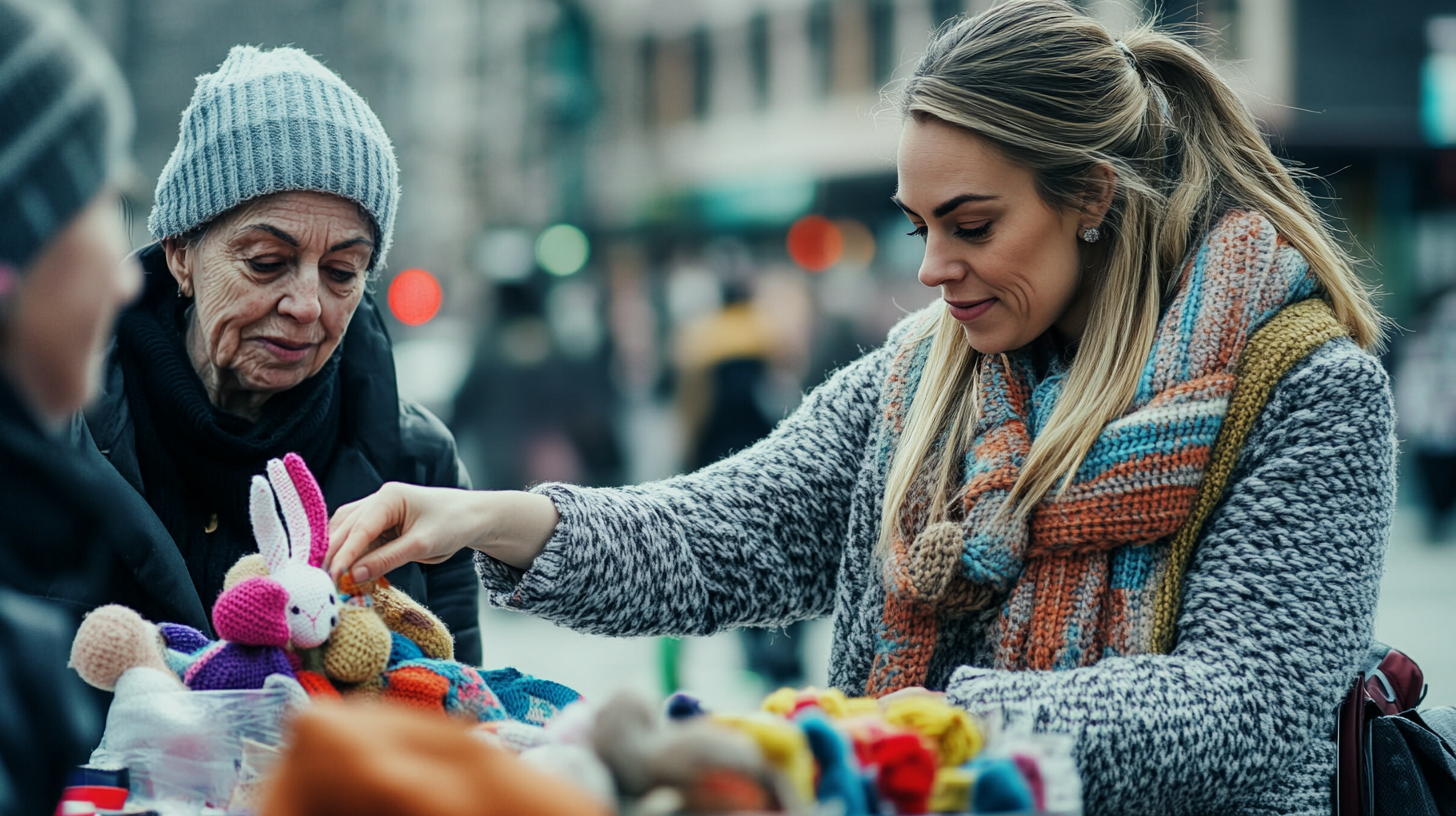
868, 210, 1321, 694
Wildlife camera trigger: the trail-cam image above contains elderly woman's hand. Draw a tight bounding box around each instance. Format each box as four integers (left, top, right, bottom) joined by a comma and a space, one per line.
325, 485, 559, 584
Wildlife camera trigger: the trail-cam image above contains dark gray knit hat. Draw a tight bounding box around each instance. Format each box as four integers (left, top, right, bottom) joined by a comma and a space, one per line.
149, 46, 399, 270
0, 0, 132, 276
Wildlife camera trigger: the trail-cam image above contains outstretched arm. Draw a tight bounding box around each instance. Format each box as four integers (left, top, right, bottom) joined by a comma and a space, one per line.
473, 344, 892, 637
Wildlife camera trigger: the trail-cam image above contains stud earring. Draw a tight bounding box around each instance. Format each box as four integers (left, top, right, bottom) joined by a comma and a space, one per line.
1080, 226, 1101, 243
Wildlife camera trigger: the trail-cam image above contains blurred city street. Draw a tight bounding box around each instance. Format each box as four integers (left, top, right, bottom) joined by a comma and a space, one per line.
1374, 504, 1456, 708
477, 502, 1456, 711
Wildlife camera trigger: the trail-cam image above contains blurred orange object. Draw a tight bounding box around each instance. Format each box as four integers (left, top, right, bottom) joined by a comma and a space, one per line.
259, 702, 612, 816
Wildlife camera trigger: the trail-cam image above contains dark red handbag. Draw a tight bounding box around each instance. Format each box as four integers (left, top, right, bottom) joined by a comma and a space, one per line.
1334, 642, 1456, 815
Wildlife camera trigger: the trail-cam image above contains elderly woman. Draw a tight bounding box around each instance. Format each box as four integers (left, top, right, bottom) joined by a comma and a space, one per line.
329, 2, 1395, 813
79, 45, 481, 664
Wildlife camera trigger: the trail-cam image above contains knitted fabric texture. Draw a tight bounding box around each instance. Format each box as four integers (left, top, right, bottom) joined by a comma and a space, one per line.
148, 45, 398, 269
481, 667, 583, 726
184, 640, 295, 691
212, 575, 290, 647
868, 210, 1320, 692
476, 211, 1396, 813
0, 0, 131, 273
251, 454, 339, 649
69, 605, 172, 692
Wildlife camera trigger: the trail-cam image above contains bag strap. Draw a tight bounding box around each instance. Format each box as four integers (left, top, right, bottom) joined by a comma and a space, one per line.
1151, 298, 1349, 653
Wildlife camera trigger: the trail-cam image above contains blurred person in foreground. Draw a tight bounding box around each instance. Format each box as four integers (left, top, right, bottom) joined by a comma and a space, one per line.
75, 46, 480, 663
0, 0, 143, 810
328, 2, 1394, 812
1395, 283, 1456, 542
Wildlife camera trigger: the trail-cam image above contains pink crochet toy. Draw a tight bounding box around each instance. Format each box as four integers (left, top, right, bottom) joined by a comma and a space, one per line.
184, 453, 338, 691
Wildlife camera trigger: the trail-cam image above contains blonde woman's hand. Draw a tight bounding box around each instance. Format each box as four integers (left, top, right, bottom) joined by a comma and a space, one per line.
325, 484, 559, 583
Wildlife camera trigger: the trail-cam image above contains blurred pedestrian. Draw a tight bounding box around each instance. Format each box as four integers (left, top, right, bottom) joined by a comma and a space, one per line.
75, 46, 481, 663
674, 280, 806, 690
1396, 284, 1456, 542
0, 0, 143, 810
327, 3, 1394, 813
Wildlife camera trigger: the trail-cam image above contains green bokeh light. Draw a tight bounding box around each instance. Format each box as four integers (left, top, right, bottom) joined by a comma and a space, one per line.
535, 223, 590, 276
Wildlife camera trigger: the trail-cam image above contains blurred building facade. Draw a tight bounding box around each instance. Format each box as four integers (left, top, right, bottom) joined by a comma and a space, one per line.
64, 0, 1456, 489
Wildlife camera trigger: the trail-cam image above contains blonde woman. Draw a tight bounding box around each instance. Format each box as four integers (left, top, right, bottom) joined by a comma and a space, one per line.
327, 2, 1392, 812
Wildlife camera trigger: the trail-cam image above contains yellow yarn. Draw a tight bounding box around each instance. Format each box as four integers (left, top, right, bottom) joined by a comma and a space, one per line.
760, 687, 799, 717
1151, 299, 1347, 653
712, 713, 815, 805
760, 686, 880, 719
928, 767, 973, 813
883, 696, 983, 767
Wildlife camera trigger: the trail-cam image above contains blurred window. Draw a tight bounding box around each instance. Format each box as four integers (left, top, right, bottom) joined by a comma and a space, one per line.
652, 36, 695, 125
640, 36, 657, 124
869, 0, 897, 85
692, 27, 712, 119
750, 11, 771, 108
832, 0, 872, 95
808, 0, 834, 98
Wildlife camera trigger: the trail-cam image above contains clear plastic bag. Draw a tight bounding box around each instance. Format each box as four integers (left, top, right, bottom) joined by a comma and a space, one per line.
90, 685, 292, 812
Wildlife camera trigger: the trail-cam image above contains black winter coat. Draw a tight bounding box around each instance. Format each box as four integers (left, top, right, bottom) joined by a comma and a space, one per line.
70, 245, 481, 665
0, 376, 112, 815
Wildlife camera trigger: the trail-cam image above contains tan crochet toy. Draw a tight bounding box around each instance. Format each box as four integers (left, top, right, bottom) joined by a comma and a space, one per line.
222, 553, 455, 691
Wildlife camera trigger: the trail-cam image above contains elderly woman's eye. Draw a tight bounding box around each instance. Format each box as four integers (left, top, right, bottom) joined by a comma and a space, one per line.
328, 268, 359, 284
247, 258, 285, 273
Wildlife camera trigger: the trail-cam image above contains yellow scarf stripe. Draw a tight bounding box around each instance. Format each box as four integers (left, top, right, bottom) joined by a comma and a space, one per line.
1151, 298, 1349, 653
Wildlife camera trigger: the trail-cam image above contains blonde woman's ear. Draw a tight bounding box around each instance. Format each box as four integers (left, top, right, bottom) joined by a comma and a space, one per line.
1081, 163, 1118, 226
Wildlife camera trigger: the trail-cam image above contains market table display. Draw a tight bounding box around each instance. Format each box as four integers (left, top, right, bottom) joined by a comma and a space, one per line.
63, 454, 1081, 814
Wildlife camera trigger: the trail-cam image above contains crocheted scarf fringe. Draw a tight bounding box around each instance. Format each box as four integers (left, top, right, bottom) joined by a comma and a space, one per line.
867, 210, 1321, 694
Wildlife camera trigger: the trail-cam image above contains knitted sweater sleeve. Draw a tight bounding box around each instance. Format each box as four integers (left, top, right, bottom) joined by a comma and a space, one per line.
944, 339, 1394, 814
474, 344, 892, 637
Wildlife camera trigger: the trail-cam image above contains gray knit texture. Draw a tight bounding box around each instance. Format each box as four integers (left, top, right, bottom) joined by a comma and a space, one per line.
0, 0, 131, 271
477, 313, 1395, 816
148, 46, 398, 269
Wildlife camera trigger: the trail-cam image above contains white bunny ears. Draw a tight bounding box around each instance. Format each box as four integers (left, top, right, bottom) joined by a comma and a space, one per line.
250, 452, 330, 572
248, 453, 338, 649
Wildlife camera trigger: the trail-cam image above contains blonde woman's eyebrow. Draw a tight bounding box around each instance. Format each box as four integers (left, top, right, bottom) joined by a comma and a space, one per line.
891, 193, 999, 219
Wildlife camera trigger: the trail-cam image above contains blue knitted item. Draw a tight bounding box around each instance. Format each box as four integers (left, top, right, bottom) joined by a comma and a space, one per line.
480, 667, 582, 726
386, 630, 425, 667
799, 714, 869, 815
148, 45, 399, 269
969, 757, 1036, 813
664, 691, 707, 720
393, 658, 506, 722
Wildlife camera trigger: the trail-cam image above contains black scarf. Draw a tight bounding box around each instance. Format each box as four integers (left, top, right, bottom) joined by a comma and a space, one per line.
115, 291, 341, 608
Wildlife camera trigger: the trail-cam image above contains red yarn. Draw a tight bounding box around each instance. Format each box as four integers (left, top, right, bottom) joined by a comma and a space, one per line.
295, 670, 341, 699
383, 665, 449, 712
213, 576, 290, 647
868, 732, 936, 815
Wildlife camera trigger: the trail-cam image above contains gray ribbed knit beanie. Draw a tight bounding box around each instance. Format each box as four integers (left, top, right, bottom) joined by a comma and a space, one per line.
149, 46, 399, 270
0, 0, 132, 278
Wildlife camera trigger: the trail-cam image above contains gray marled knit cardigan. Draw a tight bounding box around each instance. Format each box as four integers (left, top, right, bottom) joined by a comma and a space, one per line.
477, 315, 1395, 816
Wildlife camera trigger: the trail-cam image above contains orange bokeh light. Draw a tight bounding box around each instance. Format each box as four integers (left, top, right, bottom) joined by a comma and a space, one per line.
387, 268, 443, 326
787, 215, 843, 272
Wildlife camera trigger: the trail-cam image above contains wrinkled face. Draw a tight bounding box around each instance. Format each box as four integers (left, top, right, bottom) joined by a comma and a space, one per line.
895, 117, 1092, 354
2, 191, 140, 422
166, 191, 373, 396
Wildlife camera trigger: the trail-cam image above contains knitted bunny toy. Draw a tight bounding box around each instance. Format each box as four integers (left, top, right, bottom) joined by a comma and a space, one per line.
253, 453, 338, 649
185, 454, 338, 691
